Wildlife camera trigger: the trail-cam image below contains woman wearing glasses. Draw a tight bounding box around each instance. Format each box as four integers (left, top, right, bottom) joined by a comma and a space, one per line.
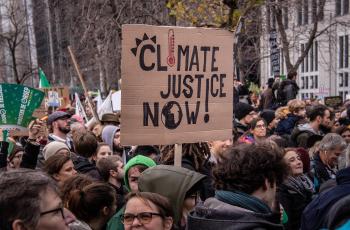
238, 118, 267, 144
122, 192, 174, 230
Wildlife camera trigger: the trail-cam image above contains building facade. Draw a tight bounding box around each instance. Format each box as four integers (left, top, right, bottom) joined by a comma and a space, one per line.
260, 0, 350, 101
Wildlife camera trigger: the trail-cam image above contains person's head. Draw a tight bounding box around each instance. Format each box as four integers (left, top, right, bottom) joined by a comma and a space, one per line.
43, 154, 77, 187
235, 102, 257, 125
7, 145, 24, 170
70, 121, 87, 139
101, 125, 122, 154
287, 71, 297, 80
267, 78, 274, 89
122, 192, 174, 230
67, 182, 116, 227
90, 122, 103, 141
42, 141, 71, 161
93, 142, 113, 163
101, 113, 120, 126
275, 106, 289, 120
133, 145, 161, 162
288, 99, 306, 117
97, 155, 124, 182
307, 105, 331, 128
213, 142, 288, 209
250, 118, 267, 139
260, 110, 277, 129
138, 165, 205, 226
60, 174, 93, 208
124, 155, 156, 192
73, 131, 98, 159
337, 126, 350, 144
48, 111, 71, 135
318, 133, 347, 168
283, 148, 303, 176
0, 169, 75, 230
208, 139, 233, 159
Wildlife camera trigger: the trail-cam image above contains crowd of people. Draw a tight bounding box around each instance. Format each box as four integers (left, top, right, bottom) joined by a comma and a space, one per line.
2, 72, 350, 230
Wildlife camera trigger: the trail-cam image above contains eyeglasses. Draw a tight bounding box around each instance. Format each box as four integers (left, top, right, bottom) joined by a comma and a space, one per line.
40, 206, 65, 219
255, 124, 266, 129
121, 212, 163, 225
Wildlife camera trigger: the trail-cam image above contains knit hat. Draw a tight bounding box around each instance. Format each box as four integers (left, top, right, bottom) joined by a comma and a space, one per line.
235, 102, 254, 120
260, 109, 275, 125
42, 141, 70, 160
124, 155, 156, 191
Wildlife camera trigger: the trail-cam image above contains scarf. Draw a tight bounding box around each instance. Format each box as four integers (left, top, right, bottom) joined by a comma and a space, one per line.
284, 174, 314, 197
215, 190, 272, 214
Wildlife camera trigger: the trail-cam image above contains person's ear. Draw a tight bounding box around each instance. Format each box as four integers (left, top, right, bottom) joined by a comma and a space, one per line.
109, 169, 117, 178
12, 219, 27, 230
102, 206, 110, 216
163, 217, 174, 230
53, 173, 60, 181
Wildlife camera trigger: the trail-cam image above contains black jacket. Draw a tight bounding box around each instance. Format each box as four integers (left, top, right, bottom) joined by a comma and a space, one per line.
73, 156, 102, 180
187, 198, 283, 230
277, 175, 314, 230
301, 167, 350, 230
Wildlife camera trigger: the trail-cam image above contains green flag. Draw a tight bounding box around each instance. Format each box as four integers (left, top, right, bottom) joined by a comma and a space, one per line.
39, 68, 51, 88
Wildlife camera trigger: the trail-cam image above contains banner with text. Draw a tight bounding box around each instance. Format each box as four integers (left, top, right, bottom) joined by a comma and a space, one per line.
0, 83, 45, 132
121, 24, 233, 145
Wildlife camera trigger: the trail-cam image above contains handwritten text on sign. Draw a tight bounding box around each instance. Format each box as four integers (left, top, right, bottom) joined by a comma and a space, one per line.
121, 25, 233, 145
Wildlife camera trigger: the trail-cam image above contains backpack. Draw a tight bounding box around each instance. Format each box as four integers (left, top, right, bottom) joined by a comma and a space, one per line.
276, 83, 287, 106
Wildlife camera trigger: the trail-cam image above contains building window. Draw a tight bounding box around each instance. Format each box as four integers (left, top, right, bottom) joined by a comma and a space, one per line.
315, 75, 318, 88
339, 35, 349, 69
340, 73, 344, 87
298, 3, 303, 25
301, 76, 305, 89
283, 7, 289, 29
336, 0, 349, 16
315, 41, 318, 70
345, 72, 349, 87
305, 76, 309, 89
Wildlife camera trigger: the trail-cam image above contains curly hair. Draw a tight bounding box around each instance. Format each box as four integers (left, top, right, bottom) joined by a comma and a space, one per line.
160, 143, 210, 171
213, 142, 288, 194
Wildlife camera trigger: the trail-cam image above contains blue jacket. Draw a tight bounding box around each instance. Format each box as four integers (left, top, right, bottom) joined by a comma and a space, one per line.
275, 114, 301, 136
301, 167, 350, 230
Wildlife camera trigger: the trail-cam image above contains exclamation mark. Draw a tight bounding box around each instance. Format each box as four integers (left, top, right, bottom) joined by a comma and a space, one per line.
167, 29, 175, 67
204, 78, 210, 123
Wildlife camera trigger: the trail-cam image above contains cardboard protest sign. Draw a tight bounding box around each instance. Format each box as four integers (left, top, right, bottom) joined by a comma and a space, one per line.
0, 83, 45, 133
121, 24, 233, 145
324, 96, 343, 108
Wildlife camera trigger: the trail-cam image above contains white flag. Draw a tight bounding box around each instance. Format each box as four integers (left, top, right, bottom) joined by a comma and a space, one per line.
97, 91, 113, 119
75, 93, 88, 123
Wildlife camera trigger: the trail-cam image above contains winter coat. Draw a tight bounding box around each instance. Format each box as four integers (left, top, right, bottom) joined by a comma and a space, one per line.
325, 194, 350, 229
277, 79, 299, 106
234, 119, 249, 137
311, 153, 337, 192
275, 114, 302, 136
187, 193, 283, 230
259, 88, 274, 110
109, 183, 128, 213
73, 156, 102, 180
301, 167, 350, 230
291, 123, 323, 148
139, 165, 205, 224
277, 175, 314, 230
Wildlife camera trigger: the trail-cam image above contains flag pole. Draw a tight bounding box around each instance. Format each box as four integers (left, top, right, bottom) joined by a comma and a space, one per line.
68, 46, 100, 124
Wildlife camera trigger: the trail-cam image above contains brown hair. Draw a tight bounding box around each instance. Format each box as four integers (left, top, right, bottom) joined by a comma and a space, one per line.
213, 142, 288, 194
60, 174, 94, 208
125, 192, 174, 220
287, 99, 305, 114
43, 154, 71, 178
67, 182, 116, 222
160, 143, 209, 171
73, 131, 98, 158
97, 155, 123, 182
250, 118, 267, 130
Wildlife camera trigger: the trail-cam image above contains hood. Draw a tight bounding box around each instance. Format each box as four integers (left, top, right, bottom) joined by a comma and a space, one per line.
291, 123, 317, 141
138, 165, 205, 223
123, 155, 156, 191
101, 125, 119, 151
73, 156, 96, 173
336, 167, 350, 185
187, 198, 283, 230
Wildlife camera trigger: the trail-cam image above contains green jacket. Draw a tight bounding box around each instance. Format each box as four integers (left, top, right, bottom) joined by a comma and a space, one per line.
138, 165, 205, 223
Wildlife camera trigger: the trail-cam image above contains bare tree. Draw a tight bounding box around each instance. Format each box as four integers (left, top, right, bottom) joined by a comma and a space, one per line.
0, 0, 36, 84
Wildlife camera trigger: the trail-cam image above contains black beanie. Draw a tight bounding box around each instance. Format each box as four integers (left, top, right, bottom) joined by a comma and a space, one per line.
235, 102, 254, 120
260, 109, 275, 125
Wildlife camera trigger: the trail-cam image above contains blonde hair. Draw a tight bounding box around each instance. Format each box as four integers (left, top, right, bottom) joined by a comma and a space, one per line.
275, 106, 290, 120
288, 99, 305, 113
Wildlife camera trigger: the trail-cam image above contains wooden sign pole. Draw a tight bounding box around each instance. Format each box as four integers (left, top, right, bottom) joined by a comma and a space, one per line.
174, 143, 182, 167
68, 46, 100, 123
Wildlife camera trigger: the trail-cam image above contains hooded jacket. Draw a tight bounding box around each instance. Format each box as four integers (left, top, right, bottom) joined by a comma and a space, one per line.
101, 125, 119, 153
301, 167, 350, 230
123, 155, 156, 191
138, 165, 205, 224
291, 123, 323, 148
187, 197, 283, 230
73, 156, 102, 180
275, 114, 302, 136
